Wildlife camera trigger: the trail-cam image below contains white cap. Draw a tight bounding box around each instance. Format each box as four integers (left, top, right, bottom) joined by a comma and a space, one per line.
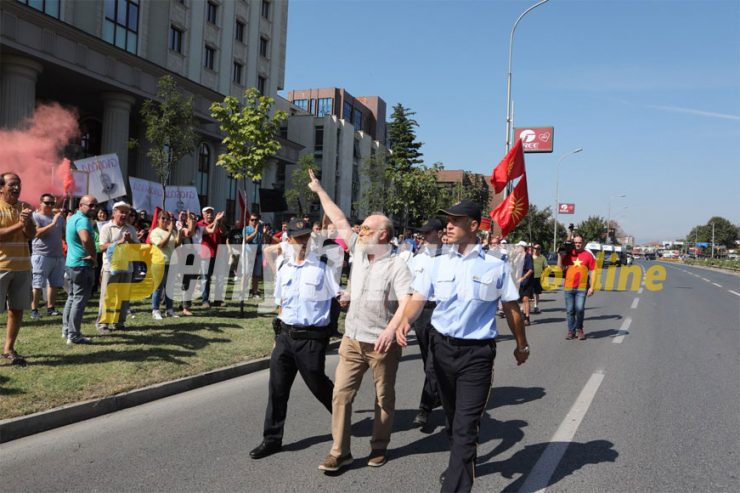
112, 201, 131, 210
202, 206, 214, 214
500, 239, 507, 244
517, 241, 528, 247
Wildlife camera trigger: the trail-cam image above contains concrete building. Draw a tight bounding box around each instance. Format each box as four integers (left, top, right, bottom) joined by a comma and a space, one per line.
1, 0, 294, 222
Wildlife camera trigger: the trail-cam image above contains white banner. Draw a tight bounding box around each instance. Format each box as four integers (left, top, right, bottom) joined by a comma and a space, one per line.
129, 177, 164, 215
164, 186, 200, 215
70, 170, 89, 197
74, 154, 126, 202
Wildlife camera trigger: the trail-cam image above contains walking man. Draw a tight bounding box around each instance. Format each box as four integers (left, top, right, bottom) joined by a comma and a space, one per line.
31, 193, 66, 319
557, 234, 596, 340
0, 172, 36, 365
63, 195, 98, 344
249, 218, 339, 460
309, 169, 412, 472
397, 200, 530, 493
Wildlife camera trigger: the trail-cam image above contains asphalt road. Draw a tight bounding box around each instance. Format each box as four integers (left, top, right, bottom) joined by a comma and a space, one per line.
2, 260, 738, 492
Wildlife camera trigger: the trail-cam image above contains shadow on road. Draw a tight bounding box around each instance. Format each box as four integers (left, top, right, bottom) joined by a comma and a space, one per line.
530, 317, 565, 325
479, 439, 619, 491
584, 314, 623, 322
489, 386, 546, 410
585, 329, 624, 339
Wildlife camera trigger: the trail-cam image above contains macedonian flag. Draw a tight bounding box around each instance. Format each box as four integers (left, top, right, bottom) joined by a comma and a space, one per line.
490, 173, 529, 237
490, 138, 525, 194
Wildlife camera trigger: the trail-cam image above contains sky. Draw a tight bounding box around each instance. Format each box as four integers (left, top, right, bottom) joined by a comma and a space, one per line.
279, 0, 740, 244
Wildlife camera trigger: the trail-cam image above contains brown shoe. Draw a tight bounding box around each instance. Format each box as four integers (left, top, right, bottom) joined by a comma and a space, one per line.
576, 329, 586, 340
1, 350, 27, 366
182, 308, 193, 316
367, 449, 387, 467
318, 453, 353, 472
566, 331, 575, 340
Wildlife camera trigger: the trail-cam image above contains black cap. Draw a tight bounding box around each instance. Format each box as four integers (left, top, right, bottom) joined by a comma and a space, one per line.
417, 217, 444, 233
287, 218, 312, 237
439, 200, 482, 223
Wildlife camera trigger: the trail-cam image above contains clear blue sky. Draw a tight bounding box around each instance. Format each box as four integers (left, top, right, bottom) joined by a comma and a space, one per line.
279, 0, 740, 244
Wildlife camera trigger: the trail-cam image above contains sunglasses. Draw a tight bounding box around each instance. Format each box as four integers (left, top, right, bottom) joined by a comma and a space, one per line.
81, 202, 98, 208
43, 201, 56, 206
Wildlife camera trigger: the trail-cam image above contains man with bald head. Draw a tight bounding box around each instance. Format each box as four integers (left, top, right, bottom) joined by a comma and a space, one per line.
308, 170, 412, 472
0, 172, 36, 365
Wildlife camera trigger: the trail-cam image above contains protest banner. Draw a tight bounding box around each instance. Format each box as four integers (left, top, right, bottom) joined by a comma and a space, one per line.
129, 177, 164, 215
164, 186, 200, 215
74, 154, 126, 202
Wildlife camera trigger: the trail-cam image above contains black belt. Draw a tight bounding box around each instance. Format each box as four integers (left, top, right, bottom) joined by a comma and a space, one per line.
280, 321, 330, 340
424, 301, 437, 309
432, 328, 495, 347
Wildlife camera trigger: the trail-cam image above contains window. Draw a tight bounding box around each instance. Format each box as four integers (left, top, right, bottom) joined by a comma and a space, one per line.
206, 1, 218, 24
343, 101, 352, 121
261, 0, 270, 19
314, 126, 324, 156
259, 37, 269, 58
317, 98, 333, 117
17, 0, 60, 18
169, 26, 183, 53
293, 99, 308, 111
233, 62, 243, 84
197, 143, 210, 207
102, 0, 139, 54
257, 75, 266, 95
235, 20, 245, 42
352, 109, 362, 131
204, 46, 216, 70
279, 126, 288, 139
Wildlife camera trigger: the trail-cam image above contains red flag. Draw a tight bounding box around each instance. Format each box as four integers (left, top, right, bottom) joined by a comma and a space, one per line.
490, 173, 529, 237
238, 189, 248, 225
490, 139, 525, 194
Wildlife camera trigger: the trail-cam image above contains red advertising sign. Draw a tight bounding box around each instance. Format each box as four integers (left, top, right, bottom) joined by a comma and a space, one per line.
558, 203, 575, 214
514, 127, 554, 153
480, 217, 492, 230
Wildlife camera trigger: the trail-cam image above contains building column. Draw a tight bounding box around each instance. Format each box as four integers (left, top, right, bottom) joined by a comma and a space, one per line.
0, 55, 43, 129
100, 92, 136, 178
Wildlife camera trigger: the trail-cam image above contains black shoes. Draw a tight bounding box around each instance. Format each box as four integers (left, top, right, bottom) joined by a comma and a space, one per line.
412, 409, 428, 428
249, 441, 282, 459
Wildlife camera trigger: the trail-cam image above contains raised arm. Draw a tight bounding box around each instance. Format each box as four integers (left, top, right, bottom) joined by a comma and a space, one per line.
307, 169, 352, 244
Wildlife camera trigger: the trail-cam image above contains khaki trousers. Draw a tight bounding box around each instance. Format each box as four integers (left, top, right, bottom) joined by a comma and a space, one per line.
330, 336, 402, 458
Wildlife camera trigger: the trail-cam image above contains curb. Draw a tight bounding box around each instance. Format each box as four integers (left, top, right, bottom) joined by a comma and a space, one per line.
663, 261, 740, 277
0, 338, 342, 444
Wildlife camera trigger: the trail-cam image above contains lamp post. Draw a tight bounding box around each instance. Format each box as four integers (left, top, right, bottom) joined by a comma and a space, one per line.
553, 147, 583, 251
504, 0, 550, 155
607, 194, 627, 243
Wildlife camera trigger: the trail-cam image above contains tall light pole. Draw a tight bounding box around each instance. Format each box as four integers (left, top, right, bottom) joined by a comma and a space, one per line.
553, 147, 583, 251
504, 0, 550, 155
607, 193, 627, 244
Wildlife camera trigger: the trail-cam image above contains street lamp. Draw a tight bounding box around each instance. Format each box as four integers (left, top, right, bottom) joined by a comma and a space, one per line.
504, 0, 551, 155
607, 194, 627, 243
553, 147, 583, 251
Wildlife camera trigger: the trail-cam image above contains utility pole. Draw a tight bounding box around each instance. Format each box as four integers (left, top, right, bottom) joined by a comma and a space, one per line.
711, 222, 715, 259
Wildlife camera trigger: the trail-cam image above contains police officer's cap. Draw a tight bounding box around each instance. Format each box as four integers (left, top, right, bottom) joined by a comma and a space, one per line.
417, 217, 444, 233
439, 200, 482, 223
287, 217, 312, 237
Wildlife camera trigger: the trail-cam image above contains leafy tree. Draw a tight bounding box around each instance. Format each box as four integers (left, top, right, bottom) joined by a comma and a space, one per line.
687, 216, 738, 248
355, 151, 390, 216
444, 172, 490, 213
139, 75, 198, 186
576, 215, 608, 243
507, 204, 565, 251
209, 87, 287, 182
387, 103, 423, 173
385, 163, 445, 228
284, 154, 320, 215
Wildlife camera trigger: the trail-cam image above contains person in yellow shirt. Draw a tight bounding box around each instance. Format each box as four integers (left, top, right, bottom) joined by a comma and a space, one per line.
0, 172, 37, 366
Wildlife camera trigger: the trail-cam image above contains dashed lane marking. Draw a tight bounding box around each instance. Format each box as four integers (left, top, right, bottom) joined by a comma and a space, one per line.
638, 287, 644, 295
519, 371, 606, 493
712, 282, 722, 288
612, 316, 632, 344
729, 290, 740, 298
631, 298, 640, 309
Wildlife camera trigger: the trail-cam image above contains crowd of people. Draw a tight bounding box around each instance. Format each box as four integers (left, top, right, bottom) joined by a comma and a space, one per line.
1, 168, 599, 493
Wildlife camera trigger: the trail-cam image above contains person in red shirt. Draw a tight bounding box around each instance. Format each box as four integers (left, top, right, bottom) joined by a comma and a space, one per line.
557, 235, 596, 340
198, 206, 227, 308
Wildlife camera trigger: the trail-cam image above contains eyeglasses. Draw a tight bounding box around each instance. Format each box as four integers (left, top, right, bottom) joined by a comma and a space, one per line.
250, 218, 258, 222
43, 201, 56, 206
81, 202, 98, 208
360, 225, 375, 232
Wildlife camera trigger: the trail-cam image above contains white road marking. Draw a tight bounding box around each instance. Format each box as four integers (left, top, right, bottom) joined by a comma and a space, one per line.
519, 371, 606, 493
612, 316, 632, 344
631, 298, 640, 309
712, 282, 722, 288
701, 277, 711, 282
638, 287, 644, 294
729, 290, 740, 297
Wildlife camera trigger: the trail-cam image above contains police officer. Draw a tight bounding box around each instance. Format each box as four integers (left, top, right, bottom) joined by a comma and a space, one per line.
249, 218, 340, 460
408, 217, 446, 428
397, 200, 530, 493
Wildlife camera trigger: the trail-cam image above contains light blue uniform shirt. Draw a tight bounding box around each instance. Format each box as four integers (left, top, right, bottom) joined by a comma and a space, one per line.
408, 244, 447, 302
412, 244, 519, 340
274, 253, 340, 328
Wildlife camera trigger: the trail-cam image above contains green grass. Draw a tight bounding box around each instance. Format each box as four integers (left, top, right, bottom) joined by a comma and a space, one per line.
0, 291, 296, 420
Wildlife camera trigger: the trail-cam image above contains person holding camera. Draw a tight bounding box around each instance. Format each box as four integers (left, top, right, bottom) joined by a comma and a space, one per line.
557, 227, 596, 340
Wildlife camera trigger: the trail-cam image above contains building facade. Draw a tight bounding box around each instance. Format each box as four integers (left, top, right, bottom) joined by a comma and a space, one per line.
1, 0, 291, 221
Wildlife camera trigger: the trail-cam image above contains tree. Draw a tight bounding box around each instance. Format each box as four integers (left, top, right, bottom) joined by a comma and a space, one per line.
355, 151, 390, 216
209, 87, 287, 182
387, 103, 423, 173
576, 215, 608, 243
385, 163, 446, 228
139, 75, 198, 186
507, 204, 565, 251
444, 172, 490, 213
687, 216, 738, 248
284, 154, 320, 215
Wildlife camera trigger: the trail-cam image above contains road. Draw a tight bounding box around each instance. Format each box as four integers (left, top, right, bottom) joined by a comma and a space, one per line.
2, 261, 738, 492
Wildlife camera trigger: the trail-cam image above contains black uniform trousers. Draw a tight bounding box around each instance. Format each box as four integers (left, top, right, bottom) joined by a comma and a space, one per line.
412, 305, 441, 412
262, 330, 334, 444
430, 328, 496, 493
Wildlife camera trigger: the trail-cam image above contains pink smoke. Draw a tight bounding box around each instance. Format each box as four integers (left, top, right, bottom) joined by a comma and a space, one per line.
0, 103, 80, 204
